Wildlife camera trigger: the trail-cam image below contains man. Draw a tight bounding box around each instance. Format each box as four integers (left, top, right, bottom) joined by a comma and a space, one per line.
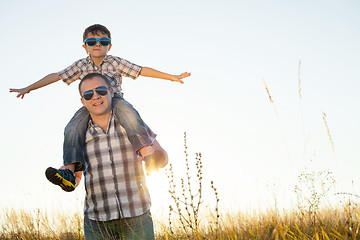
75, 72, 159, 239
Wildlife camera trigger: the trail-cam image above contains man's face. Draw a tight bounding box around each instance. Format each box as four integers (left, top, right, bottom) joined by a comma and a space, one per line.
82, 32, 112, 59
80, 77, 113, 117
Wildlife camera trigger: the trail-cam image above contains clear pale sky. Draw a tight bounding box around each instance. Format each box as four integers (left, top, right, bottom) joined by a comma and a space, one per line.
1, 0, 359, 217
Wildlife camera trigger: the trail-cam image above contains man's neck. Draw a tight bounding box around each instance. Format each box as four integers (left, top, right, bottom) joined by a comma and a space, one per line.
90, 112, 112, 133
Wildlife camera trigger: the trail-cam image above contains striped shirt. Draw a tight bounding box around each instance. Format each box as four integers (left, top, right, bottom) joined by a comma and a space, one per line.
84, 113, 151, 221
58, 55, 142, 96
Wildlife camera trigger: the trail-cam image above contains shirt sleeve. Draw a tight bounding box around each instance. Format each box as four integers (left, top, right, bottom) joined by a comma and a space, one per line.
58, 60, 81, 85
113, 56, 142, 80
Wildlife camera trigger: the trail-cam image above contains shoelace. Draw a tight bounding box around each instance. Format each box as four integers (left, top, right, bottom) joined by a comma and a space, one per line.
60, 169, 71, 179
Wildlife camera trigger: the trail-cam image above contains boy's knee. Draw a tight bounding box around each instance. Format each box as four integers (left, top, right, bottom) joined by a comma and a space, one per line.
113, 98, 133, 111
64, 116, 89, 137
64, 123, 78, 138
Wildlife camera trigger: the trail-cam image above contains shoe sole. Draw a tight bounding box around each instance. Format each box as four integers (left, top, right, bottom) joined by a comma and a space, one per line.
45, 167, 75, 192
156, 151, 168, 168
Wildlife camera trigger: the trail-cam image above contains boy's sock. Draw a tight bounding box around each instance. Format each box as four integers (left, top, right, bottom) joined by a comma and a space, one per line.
45, 167, 76, 192
139, 145, 155, 159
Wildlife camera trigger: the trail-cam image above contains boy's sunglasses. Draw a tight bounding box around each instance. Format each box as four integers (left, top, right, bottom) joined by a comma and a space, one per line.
82, 86, 108, 100
84, 38, 111, 47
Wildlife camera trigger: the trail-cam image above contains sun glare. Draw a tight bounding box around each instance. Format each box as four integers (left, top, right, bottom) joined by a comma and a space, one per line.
146, 170, 170, 212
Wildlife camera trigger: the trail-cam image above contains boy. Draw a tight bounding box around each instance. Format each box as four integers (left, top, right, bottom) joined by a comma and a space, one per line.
10, 24, 190, 192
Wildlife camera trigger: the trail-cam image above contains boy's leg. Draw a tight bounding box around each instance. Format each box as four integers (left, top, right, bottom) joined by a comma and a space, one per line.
112, 95, 157, 153
144, 139, 168, 175
63, 106, 90, 172
112, 95, 168, 173
46, 107, 89, 191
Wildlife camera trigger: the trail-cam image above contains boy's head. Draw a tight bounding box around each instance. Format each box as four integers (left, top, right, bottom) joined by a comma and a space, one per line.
83, 24, 112, 58
83, 24, 111, 41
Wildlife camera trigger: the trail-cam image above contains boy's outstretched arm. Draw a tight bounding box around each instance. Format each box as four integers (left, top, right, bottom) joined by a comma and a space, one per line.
9, 73, 61, 99
140, 67, 191, 84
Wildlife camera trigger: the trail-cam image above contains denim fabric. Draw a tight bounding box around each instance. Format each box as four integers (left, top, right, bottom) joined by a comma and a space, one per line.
84, 211, 155, 240
63, 106, 90, 172
63, 94, 156, 172
112, 97, 156, 151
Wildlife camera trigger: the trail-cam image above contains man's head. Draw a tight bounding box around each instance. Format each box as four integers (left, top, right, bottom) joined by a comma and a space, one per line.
79, 73, 114, 117
83, 24, 112, 58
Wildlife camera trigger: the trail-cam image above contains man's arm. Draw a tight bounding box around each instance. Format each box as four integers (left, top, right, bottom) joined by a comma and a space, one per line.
9, 73, 61, 99
140, 67, 191, 84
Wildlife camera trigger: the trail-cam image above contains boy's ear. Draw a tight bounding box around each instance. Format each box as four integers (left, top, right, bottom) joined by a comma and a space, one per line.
107, 44, 112, 51
81, 97, 85, 106
82, 45, 88, 53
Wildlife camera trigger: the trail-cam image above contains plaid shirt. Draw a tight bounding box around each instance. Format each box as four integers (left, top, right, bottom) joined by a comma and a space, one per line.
58, 55, 142, 96
84, 113, 151, 221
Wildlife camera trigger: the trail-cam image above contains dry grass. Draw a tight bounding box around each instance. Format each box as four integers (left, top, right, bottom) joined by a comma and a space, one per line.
1, 204, 359, 239
0, 207, 83, 240
1, 126, 356, 239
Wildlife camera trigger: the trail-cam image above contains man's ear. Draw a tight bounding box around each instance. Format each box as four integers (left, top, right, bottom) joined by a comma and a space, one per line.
110, 87, 114, 97
81, 97, 85, 106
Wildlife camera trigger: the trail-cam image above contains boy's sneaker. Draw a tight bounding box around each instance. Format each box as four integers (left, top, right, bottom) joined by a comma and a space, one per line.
45, 167, 76, 192
144, 150, 169, 175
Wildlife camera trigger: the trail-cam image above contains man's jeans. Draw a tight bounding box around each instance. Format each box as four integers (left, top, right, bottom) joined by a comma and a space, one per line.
84, 211, 155, 240
63, 94, 156, 171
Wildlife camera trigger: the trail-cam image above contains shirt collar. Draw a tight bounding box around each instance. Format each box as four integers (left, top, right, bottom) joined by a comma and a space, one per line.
86, 55, 109, 65
88, 111, 114, 136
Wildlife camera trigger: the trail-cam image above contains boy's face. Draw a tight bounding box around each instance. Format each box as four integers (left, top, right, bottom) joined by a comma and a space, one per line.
83, 32, 112, 59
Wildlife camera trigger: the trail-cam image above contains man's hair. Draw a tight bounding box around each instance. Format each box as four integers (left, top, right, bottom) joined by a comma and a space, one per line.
78, 73, 111, 95
83, 24, 111, 42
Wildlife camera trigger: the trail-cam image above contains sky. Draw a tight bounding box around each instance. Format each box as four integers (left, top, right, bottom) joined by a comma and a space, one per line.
1, 0, 360, 220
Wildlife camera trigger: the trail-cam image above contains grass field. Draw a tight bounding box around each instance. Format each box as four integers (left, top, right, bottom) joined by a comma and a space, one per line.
3, 66, 358, 239
2, 130, 358, 239
1, 202, 359, 239
1, 146, 359, 239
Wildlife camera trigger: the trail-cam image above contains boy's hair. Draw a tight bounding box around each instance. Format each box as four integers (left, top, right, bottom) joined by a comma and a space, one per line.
83, 24, 111, 42
78, 73, 111, 95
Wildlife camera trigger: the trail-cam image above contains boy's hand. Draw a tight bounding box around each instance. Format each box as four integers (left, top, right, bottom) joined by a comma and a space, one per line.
9, 88, 30, 99
171, 72, 191, 84
9, 73, 61, 99
140, 67, 191, 84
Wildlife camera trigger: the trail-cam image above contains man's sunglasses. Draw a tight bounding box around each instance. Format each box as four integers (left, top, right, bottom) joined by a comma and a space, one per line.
84, 38, 111, 47
82, 86, 108, 100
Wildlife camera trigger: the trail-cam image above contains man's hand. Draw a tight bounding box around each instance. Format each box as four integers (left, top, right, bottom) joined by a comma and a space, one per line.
9, 88, 30, 99
74, 172, 83, 188
171, 72, 191, 84
60, 165, 82, 188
